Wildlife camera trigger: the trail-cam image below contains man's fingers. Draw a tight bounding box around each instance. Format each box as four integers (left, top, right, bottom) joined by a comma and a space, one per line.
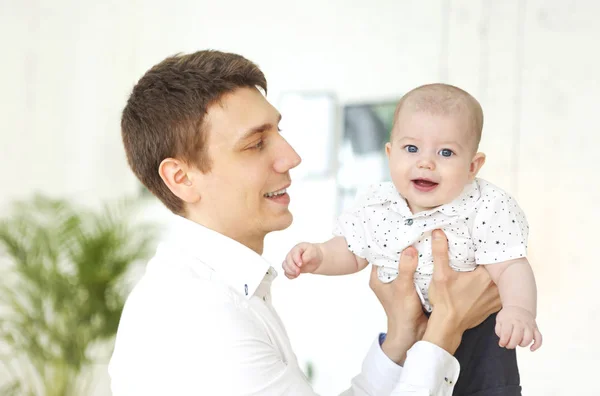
431, 230, 451, 279
397, 247, 418, 287
369, 265, 378, 290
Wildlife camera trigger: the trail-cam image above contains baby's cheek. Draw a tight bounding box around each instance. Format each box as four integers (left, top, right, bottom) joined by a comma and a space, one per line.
439, 183, 464, 203
443, 169, 471, 196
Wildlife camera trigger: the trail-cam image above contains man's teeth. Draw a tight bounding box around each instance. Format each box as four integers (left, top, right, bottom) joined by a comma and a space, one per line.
265, 188, 287, 198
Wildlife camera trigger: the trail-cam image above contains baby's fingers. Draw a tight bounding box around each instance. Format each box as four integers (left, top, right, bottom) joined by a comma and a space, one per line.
520, 327, 534, 348
292, 247, 304, 266
499, 323, 513, 348
283, 265, 300, 279
495, 321, 503, 340
283, 255, 300, 278
507, 325, 524, 349
531, 328, 543, 351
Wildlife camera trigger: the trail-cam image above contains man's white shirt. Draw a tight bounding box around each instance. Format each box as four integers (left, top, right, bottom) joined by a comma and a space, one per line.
108, 214, 459, 395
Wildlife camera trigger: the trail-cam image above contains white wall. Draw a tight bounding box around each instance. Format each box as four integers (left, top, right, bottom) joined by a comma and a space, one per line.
2, 0, 599, 395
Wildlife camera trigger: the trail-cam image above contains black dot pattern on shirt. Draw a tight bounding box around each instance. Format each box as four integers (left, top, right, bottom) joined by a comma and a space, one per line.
333, 179, 529, 309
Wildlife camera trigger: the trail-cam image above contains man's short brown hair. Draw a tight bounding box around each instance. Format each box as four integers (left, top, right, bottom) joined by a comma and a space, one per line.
121, 50, 267, 214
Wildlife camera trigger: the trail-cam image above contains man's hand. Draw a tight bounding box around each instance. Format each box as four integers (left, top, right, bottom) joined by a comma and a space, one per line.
496, 305, 543, 351
370, 247, 428, 364
282, 242, 324, 279
425, 230, 502, 354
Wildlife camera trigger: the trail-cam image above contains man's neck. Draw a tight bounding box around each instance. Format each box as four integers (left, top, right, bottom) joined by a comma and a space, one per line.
185, 212, 265, 255
235, 235, 264, 255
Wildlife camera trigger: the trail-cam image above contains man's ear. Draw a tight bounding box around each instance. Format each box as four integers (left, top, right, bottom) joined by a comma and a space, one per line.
469, 152, 486, 180
158, 158, 201, 204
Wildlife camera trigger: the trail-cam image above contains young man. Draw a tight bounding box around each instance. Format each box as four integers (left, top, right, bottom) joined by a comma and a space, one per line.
108, 50, 500, 395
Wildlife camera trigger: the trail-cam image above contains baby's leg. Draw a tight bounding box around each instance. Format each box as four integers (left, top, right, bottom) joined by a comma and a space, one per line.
452, 312, 521, 396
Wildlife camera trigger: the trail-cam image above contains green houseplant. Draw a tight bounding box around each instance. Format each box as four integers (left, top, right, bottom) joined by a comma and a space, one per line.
0, 195, 156, 395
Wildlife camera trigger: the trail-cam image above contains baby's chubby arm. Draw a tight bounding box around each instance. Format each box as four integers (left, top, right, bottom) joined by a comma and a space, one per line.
486, 258, 537, 316
282, 236, 369, 279
485, 258, 543, 351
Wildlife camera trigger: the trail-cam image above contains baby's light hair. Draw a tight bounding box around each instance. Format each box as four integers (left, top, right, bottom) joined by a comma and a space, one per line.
392, 83, 484, 150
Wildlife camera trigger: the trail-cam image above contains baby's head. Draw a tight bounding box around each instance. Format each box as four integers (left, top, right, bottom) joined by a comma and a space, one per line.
385, 83, 486, 213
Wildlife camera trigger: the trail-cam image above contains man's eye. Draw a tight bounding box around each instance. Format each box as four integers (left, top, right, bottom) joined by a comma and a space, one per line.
250, 140, 264, 150
404, 145, 418, 153
439, 148, 454, 157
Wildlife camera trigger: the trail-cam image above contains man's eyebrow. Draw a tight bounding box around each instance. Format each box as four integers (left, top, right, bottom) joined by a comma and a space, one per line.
238, 113, 282, 141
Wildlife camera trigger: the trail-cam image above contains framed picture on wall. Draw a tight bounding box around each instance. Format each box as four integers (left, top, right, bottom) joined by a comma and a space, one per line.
336, 100, 399, 213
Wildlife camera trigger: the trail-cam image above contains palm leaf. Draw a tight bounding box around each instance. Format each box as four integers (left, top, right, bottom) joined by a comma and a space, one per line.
0, 194, 156, 394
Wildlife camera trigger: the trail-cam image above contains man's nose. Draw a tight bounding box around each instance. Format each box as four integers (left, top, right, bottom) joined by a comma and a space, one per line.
274, 137, 302, 173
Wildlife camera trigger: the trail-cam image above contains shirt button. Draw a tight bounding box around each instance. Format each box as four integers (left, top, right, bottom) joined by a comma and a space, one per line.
405, 219, 414, 226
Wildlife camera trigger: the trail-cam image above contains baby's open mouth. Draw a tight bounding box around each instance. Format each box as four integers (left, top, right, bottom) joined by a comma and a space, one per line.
412, 178, 439, 191
412, 179, 438, 187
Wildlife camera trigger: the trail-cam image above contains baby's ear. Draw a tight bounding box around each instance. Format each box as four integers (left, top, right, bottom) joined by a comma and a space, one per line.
469, 152, 486, 179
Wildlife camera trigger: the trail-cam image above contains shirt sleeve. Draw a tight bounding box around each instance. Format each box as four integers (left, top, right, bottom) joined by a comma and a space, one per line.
341, 335, 405, 396
333, 185, 379, 259
472, 191, 529, 265
333, 207, 369, 259
206, 312, 405, 396
390, 341, 460, 396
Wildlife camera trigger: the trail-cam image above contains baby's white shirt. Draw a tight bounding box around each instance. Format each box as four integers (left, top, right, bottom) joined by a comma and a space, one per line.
334, 178, 529, 311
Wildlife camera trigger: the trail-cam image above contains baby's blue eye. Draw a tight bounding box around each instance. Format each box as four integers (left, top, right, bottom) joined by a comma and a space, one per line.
439, 148, 454, 157
404, 145, 418, 153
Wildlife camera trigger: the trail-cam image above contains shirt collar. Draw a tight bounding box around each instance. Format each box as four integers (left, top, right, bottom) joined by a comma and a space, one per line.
162, 214, 273, 299
369, 180, 480, 218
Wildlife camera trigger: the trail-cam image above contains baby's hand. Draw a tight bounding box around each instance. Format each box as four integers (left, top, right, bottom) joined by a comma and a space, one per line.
282, 242, 323, 279
495, 305, 543, 351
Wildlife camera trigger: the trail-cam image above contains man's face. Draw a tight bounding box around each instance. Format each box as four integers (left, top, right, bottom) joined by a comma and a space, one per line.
189, 87, 301, 243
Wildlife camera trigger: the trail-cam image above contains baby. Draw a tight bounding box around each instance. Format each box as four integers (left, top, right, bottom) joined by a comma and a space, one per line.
283, 84, 542, 363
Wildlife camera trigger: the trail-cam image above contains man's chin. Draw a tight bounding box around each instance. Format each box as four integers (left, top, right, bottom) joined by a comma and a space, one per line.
267, 211, 294, 232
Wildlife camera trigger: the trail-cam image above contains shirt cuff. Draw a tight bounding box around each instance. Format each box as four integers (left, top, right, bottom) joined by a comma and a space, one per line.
359, 334, 403, 395
396, 341, 460, 395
